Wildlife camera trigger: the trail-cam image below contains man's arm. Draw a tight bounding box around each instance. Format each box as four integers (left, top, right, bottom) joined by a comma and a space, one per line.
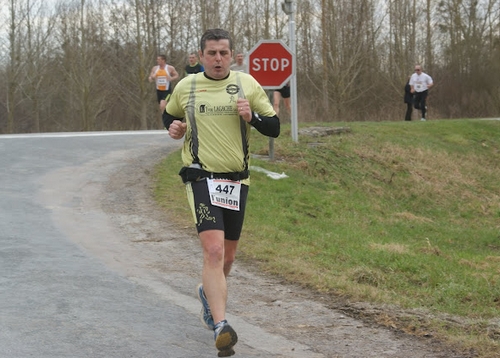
249, 113, 280, 138
148, 66, 157, 82
236, 98, 280, 138
427, 76, 434, 89
167, 119, 187, 140
168, 65, 180, 81
163, 111, 184, 131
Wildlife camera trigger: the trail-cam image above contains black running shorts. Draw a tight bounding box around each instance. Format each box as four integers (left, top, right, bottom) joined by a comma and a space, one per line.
276, 85, 290, 98
156, 89, 171, 103
186, 179, 249, 241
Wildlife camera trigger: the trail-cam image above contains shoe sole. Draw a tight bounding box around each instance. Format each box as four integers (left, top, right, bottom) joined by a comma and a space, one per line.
196, 283, 213, 330
215, 324, 238, 352
217, 348, 235, 357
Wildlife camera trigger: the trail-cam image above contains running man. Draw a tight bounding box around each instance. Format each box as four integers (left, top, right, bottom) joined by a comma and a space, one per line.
164, 28, 280, 356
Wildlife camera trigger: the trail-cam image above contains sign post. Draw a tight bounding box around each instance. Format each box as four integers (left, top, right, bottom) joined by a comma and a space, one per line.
247, 40, 295, 159
282, 0, 298, 142
248, 40, 294, 159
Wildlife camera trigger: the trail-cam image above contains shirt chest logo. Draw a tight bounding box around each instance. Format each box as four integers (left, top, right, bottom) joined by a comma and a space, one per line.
226, 84, 239, 95
197, 102, 237, 116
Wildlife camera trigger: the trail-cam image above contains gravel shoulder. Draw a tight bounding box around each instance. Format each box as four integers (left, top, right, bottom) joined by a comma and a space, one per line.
93, 145, 473, 358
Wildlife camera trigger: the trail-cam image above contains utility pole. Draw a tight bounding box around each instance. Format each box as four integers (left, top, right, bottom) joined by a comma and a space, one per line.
282, 0, 298, 142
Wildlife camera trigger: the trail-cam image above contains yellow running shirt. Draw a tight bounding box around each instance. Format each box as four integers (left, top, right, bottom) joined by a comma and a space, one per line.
166, 71, 275, 178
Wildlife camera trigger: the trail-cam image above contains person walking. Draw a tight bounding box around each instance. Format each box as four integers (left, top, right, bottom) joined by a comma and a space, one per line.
409, 65, 433, 121
164, 28, 280, 357
184, 52, 204, 76
229, 52, 246, 72
404, 76, 413, 121
148, 54, 179, 124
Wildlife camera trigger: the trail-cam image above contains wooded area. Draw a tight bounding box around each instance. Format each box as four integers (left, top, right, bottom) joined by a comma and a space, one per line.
1, 0, 499, 134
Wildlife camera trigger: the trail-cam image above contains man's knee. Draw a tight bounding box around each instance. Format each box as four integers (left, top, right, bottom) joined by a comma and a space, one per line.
201, 234, 225, 266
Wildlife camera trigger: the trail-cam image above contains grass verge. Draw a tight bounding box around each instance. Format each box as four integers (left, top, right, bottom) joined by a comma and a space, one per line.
154, 119, 500, 357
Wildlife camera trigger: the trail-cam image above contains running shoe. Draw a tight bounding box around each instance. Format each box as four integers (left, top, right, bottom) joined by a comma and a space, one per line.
196, 283, 215, 330
214, 319, 238, 357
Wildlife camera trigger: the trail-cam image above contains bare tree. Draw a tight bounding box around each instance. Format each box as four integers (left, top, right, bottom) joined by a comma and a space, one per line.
2, 0, 500, 133
437, 0, 500, 117
200, 0, 221, 32
5, 0, 24, 133
22, 0, 56, 132
133, 0, 155, 129
53, 0, 113, 131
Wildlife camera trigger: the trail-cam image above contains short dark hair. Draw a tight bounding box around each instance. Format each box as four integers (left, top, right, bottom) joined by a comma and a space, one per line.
158, 54, 167, 61
200, 28, 233, 52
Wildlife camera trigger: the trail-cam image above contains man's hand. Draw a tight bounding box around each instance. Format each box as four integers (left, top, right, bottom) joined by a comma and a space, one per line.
237, 98, 252, 122
168, 120, 187, 140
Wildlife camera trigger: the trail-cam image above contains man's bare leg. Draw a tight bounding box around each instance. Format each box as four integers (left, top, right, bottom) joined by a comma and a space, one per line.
200, 229, 227, 324
160, 99, 167, 112
283, 97, 291, 114
273, 91, 281, 116
223, 239, 238, 277
199, 230, 238, 355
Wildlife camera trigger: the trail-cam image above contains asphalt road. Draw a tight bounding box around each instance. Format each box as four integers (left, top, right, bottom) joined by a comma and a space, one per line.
0, 130, 471, 358
0, 132, 198, 358
0, 131, 221, 358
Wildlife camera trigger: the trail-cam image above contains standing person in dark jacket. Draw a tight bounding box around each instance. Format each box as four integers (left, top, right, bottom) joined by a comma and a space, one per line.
404, 76, 413, 121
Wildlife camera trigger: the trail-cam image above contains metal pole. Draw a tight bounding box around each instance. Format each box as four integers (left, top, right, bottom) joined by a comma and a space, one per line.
289, 3, 298, 142
266, 90, 275, 161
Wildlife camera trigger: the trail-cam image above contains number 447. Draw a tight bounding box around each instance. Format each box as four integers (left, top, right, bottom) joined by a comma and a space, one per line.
216, 184, 235, 195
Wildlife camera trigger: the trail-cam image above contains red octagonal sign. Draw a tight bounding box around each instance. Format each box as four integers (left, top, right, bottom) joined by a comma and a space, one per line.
247, 40, 293, 89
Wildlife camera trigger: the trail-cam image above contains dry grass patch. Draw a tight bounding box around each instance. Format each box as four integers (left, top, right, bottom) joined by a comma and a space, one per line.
389, 211, 434, 223
369, 242, 410, 254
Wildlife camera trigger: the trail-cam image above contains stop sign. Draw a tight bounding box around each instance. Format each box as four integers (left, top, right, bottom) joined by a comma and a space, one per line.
247, 40, 294, 89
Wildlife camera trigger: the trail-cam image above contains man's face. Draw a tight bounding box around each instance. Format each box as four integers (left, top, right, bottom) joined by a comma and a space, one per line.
236, 53, 244, 65
188, 54, 197, 65
199, 39, 233, 79
157, 57, 166, 66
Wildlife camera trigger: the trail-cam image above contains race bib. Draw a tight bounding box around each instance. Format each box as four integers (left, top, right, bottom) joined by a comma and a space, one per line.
157, 77, 168, 85
207, 179, 241, 211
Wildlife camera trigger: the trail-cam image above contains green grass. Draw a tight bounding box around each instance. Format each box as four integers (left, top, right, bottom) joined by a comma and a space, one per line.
154, 119, 500, 356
